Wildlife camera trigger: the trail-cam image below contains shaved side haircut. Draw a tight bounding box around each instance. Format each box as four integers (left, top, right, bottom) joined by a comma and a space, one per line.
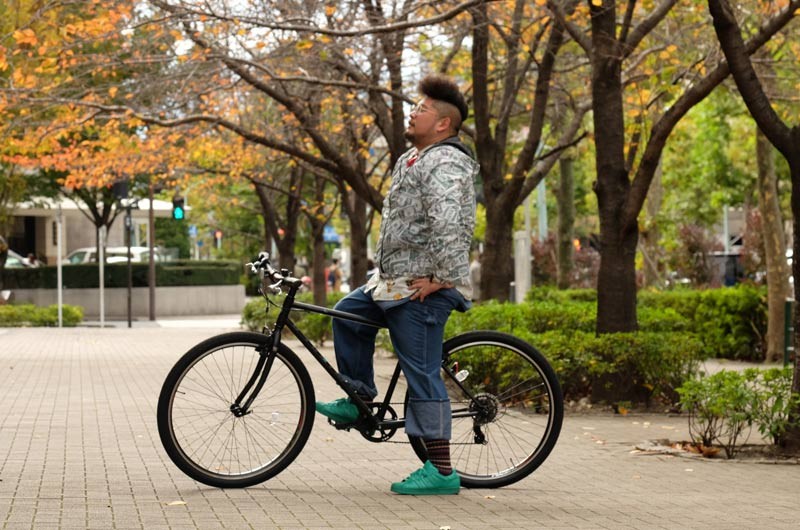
418, 75, 468, 132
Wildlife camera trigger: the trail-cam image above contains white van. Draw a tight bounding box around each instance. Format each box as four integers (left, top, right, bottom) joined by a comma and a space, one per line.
66, 246, 163, 264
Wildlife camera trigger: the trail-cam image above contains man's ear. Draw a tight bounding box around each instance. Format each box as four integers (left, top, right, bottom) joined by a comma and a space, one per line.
436, 116, 452, 133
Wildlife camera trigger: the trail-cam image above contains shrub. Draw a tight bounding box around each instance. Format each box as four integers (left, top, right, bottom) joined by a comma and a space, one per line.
669, 224, 724, 286
2, 260, 241, 288
525, 286, 597, 304
694, 285, 767, 360
677, 367, 799, 457
241, 291, 346, 345
743, 367, 800, 446
677, 370, 754, 458
588, 331, 703, 405
639, 285, 767, 360
0, 304, 84, 327
446, 299, 595, 335
446, 300, 701, 404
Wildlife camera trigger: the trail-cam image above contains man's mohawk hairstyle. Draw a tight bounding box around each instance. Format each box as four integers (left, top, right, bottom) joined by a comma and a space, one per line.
418, 75, 468, 122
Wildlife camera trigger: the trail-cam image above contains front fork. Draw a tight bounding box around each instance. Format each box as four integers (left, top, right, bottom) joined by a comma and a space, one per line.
230, 331, 280, 417
230, 288, 296, 417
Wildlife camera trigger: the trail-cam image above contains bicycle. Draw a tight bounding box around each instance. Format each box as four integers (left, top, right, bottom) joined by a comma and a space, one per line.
157, 253, 563, 489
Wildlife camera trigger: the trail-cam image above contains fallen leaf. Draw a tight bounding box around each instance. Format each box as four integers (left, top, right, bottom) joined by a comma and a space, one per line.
484, 495, 496, 499
684, 469, 693, 472
166, 501, 186, 506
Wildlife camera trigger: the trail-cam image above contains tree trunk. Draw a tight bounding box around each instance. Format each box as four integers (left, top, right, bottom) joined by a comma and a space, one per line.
556, 156, 575, 289
787, 131, 800, 450
312, 225, 326, 306
306, 176, 329, 306
641, 163, 664, 288
481, 203, 516, 302
756, 128, 789, 362
590, 1, 638, 333
348, 196, 369, 289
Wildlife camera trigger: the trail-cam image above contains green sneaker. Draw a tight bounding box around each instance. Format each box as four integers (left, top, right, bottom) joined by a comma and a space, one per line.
315, 398, 359, 423
390, 461, 460, 495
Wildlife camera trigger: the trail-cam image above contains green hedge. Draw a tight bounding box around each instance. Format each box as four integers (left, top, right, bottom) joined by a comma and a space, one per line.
639, 285, 767, 360
522, 285, 767, 361
446, 303, 701, 404
2, 260, 241, 288
446, 299, 690, 335
0, 304, 84, 327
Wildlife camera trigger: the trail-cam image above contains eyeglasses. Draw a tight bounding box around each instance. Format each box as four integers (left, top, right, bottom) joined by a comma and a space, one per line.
410, 101, 434, 116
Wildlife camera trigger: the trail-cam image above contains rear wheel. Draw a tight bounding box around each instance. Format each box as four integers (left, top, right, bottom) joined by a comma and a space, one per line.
408, 331, 563, 488
157, 332, 315, 488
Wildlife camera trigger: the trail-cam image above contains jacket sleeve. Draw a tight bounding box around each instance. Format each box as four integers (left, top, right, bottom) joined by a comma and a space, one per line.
419, 150, 475, 284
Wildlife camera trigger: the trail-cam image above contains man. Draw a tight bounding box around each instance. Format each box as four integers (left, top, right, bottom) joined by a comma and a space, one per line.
315, 74, 478, 495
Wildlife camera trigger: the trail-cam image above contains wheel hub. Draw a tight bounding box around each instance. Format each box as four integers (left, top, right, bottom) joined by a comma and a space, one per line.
470, 393, 501, 425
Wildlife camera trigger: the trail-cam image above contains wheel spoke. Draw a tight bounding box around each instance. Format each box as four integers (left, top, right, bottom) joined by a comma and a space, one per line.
407, 333, 562, 489
159, 337, 312, 486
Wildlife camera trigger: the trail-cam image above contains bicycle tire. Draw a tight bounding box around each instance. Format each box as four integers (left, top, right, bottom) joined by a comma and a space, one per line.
407, 331, 563, 489
157, 332, 315, 488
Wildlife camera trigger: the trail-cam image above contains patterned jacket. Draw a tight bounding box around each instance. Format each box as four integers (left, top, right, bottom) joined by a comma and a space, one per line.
373, 136, 478, 300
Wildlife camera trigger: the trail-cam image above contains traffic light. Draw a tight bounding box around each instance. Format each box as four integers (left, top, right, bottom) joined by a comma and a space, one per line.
172, 197, 185, 220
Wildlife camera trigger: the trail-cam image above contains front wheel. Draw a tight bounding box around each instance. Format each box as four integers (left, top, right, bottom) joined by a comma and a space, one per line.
157, 332, 315, 488
408, 331, 563, 489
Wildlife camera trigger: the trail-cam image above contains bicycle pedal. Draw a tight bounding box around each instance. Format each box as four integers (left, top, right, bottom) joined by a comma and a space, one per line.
328, 418, 357, 431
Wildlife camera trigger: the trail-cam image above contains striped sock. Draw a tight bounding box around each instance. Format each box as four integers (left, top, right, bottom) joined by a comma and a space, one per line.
424, 439, 452, 476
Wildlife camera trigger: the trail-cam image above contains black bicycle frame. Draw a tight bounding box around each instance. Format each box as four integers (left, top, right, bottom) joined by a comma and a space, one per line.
231, 285, 480, 430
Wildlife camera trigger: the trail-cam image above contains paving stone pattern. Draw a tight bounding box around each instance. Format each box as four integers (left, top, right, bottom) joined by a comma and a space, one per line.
1, 327, 798, 529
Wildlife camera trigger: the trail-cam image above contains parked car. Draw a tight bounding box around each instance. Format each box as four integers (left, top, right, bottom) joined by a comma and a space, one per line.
4, 249, 31, 268
66, 246, 163, 264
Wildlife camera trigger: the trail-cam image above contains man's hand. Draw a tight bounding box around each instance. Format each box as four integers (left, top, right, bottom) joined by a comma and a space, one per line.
409, 277, 452, 302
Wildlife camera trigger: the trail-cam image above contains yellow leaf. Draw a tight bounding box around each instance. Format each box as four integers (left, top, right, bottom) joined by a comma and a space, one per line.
296, 40, 314, 51
361, 115, 374, 125
344, 48, 354, 55
108, 87, 118, 98
13, 29, 38, 47
591, 0, 603, 6
325, 5, 336, 16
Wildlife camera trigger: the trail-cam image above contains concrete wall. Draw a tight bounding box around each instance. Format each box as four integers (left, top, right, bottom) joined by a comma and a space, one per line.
11, 285, 246, 318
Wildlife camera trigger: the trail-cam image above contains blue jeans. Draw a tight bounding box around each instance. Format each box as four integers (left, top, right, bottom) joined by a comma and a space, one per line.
332, 286, 468, 440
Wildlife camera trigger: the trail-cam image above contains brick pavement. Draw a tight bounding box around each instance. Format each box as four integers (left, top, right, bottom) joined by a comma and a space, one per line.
1, 325, 798, 529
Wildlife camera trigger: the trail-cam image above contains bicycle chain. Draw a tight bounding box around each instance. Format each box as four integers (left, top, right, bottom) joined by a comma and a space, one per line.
366, 401, 478, 445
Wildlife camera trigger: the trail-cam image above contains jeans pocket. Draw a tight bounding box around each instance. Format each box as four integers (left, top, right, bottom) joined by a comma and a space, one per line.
423, 295, 454, 327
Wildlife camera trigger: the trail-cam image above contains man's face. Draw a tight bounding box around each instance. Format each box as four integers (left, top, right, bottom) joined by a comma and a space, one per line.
404, 97, 443, 145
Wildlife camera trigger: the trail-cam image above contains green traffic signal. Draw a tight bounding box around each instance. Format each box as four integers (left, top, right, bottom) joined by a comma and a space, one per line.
172, 198, 185, 220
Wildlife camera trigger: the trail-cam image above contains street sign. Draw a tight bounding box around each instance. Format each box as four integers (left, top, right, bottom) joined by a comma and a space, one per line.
189, 224, 197, 237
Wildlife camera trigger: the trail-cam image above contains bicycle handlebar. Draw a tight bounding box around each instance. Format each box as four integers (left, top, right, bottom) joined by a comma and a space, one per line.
247, 252, 303, 292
